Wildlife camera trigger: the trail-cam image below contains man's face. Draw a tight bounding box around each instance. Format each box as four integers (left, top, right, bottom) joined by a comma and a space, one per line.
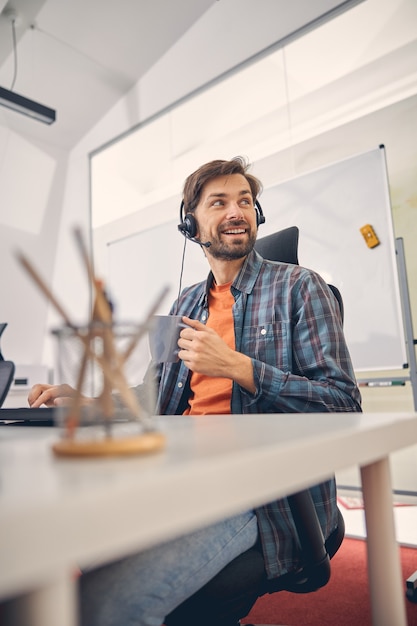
194, 174, 258, 260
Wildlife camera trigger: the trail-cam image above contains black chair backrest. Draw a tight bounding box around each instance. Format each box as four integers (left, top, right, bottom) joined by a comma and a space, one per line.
0, 361, 15, 408
255, 226, 299, 265
328, 283, 344, 323
0, 322, 8, 360
0, 323, 15, 408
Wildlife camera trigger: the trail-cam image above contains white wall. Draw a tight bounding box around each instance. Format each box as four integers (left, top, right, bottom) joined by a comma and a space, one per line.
0, 130, 68, 367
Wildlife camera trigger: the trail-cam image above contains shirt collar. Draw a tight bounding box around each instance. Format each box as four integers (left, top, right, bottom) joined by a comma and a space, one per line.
232, 249, 263, 294
198, 249, 263, 308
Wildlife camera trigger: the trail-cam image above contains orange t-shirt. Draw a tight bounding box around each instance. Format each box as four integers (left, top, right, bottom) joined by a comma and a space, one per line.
184, 281, 235, 415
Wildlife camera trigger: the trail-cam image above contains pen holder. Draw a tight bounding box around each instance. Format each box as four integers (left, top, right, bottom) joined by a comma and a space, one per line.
50, 321, 164, 457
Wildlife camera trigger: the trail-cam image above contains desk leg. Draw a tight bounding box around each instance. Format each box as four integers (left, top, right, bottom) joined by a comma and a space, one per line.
2, 572, 78, 626
360, 457, 407, 626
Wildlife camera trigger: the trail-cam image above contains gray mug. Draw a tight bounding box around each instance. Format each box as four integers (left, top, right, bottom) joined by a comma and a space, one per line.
149, 315, 186, 362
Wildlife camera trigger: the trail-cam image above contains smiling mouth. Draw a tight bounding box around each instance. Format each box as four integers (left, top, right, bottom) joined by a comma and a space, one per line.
223, 228, 247, 235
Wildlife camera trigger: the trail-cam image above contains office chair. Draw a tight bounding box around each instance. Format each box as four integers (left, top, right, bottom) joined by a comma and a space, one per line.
165, 226, 345, 626
0, 323, 15, 407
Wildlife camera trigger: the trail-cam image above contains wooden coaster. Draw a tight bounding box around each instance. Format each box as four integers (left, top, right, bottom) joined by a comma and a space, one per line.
52, 431, 165, 457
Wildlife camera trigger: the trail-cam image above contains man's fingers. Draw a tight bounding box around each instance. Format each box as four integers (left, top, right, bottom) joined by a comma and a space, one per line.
181, 316, 205, 330
28, 383, 77, 408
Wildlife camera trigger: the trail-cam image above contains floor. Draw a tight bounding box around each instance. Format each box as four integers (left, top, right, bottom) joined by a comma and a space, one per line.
337, 486, 417, 547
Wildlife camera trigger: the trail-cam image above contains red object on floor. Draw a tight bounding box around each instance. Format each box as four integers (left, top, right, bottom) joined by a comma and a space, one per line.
243, 537, 417, 626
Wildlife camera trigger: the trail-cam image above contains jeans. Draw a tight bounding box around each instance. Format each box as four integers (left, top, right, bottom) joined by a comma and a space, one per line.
79, 510, 258, 626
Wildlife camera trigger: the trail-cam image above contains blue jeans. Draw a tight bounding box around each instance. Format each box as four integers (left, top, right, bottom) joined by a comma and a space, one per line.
79, 510, 258, 626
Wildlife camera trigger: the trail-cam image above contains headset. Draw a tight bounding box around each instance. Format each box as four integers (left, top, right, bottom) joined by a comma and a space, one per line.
177, 199, 265, 247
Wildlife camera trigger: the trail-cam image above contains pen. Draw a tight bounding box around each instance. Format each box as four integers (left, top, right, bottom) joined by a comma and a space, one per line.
359, 381, 406, 387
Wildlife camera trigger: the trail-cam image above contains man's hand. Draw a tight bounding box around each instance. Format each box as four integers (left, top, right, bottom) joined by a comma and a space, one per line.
178, 317, 256, 394
28, 383, 82, 408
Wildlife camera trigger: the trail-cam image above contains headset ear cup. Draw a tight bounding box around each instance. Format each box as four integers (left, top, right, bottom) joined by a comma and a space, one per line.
182, 213, 198, 238
255, 201, 265, 227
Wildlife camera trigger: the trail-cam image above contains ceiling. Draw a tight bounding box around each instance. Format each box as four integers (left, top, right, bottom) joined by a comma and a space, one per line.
0, 0, 214, 148
1, 0, 415, 154
0, 0, 370, 151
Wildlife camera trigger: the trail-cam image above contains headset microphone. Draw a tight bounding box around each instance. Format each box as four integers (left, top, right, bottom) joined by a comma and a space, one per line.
187, 235, 211, 248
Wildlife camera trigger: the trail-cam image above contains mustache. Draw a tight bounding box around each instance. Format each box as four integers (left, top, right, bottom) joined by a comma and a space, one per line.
219, 220, 249, 232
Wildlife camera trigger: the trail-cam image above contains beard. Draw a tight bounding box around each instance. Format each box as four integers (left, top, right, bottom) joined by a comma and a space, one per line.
203, 221, 257, 261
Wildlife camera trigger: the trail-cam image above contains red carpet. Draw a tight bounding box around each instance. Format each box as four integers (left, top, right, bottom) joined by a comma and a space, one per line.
243, 538, 417, 625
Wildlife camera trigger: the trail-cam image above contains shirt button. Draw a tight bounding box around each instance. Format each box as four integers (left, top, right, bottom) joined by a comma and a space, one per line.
261, 328, 267, 335
201, 314, 207, 321
178, 382, 183, 388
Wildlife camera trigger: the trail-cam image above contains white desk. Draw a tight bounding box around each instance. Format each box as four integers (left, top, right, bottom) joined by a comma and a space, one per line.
1, 412, 416, 626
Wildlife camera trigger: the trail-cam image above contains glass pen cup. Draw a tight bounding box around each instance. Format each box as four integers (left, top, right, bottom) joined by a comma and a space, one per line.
50, 321, 163, 457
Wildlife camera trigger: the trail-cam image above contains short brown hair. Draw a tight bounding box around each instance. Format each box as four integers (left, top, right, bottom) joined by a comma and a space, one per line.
182, 156, 262, 214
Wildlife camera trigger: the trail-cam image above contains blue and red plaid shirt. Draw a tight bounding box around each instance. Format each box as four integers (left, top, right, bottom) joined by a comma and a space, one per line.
138, 249, 361, 578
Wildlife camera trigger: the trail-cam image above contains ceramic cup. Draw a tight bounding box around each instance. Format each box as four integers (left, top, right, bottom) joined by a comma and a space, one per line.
149, 315, 186, 363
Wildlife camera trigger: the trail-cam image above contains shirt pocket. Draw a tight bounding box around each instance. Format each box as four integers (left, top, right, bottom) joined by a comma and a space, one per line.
242, 322, 290, 371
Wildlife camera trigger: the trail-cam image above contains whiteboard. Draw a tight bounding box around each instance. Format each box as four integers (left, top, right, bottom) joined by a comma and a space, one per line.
107, 147, 407, 373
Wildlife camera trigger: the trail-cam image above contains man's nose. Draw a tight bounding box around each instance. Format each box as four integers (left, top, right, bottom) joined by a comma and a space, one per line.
225, 202, 245, 221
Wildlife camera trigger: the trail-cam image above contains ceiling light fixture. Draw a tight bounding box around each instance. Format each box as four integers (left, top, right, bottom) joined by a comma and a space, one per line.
0, 7, 56, 125
0, 86, 56, 124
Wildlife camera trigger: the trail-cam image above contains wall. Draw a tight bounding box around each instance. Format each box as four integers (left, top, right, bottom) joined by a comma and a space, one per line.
0, 129, 69, 368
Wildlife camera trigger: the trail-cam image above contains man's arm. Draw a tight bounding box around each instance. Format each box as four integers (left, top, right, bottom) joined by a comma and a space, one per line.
249, 271, 361, 413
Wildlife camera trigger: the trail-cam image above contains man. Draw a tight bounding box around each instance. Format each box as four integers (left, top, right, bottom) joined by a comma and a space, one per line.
29, 157, 361, 626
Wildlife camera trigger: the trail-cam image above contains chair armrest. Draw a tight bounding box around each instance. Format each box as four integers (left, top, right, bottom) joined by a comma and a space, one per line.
285, 489, 331, 592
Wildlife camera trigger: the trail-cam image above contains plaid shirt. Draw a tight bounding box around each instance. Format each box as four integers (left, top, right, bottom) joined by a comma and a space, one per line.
139, 249, 361, 578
